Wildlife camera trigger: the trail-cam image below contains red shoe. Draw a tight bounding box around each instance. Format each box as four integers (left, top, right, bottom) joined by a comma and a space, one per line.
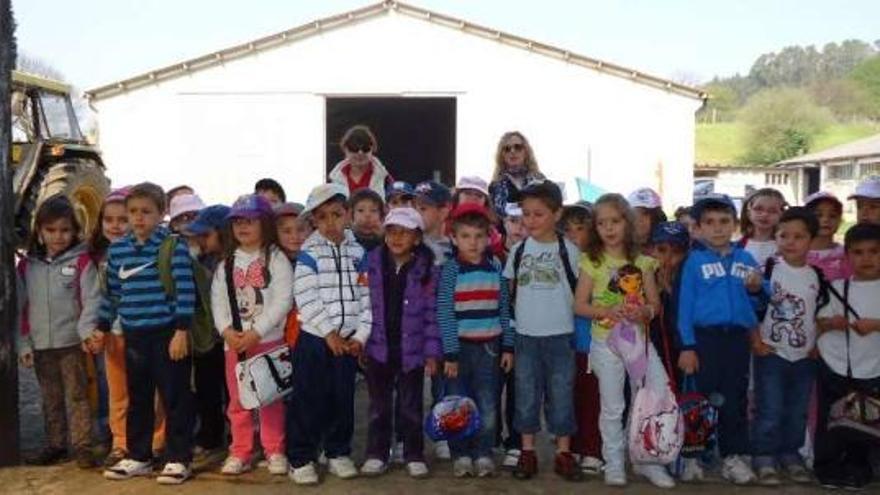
513, 449, 538, 480
554, 451, 584, 482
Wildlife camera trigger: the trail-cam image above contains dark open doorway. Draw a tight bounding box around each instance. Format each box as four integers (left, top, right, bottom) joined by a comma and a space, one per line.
326, 97, 456, 187
805, 167, 820, 196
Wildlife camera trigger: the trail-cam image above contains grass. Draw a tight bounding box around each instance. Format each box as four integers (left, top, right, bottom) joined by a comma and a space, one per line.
696, 120, 880, 166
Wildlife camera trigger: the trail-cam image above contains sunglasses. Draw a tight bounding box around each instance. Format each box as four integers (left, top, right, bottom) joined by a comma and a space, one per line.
503, 143, 525, 153
346, 143, 372, 154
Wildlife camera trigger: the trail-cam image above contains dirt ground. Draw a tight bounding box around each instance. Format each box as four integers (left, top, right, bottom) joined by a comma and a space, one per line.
0, 366, 870, 494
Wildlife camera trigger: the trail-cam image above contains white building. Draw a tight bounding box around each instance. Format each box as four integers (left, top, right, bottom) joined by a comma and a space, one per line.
86, 1, 706, 206
694, 164, 797, 205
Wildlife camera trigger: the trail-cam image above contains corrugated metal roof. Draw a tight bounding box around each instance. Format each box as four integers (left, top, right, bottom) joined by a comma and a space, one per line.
84, 0, 708, 102
776, 133, 880, 167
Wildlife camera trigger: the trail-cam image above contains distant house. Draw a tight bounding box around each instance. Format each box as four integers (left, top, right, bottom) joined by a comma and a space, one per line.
85, 1, 705, 205
776, 133, 880, 217
694, 163, 796, 205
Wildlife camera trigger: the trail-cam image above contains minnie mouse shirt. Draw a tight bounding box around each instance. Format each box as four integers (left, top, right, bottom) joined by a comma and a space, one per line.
211, 246, 294, 346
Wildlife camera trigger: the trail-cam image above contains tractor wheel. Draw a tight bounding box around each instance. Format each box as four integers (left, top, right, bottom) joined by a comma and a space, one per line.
31, 160, 109, 241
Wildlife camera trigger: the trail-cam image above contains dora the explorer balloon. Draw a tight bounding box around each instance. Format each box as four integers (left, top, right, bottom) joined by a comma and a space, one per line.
597, 264, 645, 327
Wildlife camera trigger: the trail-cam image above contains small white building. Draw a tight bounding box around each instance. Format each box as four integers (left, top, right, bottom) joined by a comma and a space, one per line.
86, 1, 706, 206
694, 163, 797, 205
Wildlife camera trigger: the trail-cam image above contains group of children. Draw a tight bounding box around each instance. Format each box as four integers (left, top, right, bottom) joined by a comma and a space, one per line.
15, 168, 880, 489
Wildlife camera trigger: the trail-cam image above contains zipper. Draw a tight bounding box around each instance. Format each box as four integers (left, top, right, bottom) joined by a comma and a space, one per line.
330, 243, 346, 334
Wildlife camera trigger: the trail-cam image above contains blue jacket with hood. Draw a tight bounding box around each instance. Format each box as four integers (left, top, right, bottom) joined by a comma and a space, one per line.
677, 241, 764, 349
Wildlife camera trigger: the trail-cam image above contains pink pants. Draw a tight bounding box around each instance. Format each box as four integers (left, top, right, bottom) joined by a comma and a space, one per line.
224, 339, 287, 461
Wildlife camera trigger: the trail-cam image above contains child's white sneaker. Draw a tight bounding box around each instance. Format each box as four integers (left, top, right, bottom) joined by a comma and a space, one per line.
360, 458, 388, 477
434, 441, 451, 460
267, 454, 289, 475
406, 461, 430, 479
634, 464, 676, 488
756, 466, 782, 486
475, 456, 496, 478
722, 455, 757, 485
453, 456, 474, 478
501, 449, 521, 469
328, 456, 358, 479
156, 462, 191, 485
680, 457, 704, 482
288, 462, 319, 485
580, 455, 604, 475
220, 456, 251, 475
604, 466, 628, 486
103, 458, 152, 480
390, 441, 405, 464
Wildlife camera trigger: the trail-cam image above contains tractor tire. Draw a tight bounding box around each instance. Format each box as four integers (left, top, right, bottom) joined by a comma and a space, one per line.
18, 159, 109, 244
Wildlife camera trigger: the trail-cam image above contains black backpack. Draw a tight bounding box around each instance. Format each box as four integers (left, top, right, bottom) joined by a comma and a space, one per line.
510, 234, 578, 318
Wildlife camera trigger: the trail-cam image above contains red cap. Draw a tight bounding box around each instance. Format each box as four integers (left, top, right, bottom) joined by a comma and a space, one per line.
450, 202, 491, 221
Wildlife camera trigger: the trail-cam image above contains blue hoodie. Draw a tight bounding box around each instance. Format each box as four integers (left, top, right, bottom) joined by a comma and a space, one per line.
677, 241, 764, 349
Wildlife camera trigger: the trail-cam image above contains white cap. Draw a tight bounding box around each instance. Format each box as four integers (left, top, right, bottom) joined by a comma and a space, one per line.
169, 193, 205, 221
383, 207, 425, 231
504, 202, 523, 217
804, 191, 842, 208
849, 176, 880, 200
303, 183, 350, 215
628, 187, 662, 209
456, 176, 489, 196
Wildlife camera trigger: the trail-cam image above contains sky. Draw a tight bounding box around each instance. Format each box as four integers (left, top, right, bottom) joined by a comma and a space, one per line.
12, 0, 880, 92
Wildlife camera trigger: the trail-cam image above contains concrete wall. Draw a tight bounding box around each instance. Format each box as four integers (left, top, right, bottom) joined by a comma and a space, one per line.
93, 11, 702, 206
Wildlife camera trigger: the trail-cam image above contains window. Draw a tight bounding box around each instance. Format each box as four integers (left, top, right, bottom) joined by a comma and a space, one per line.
827, 164, 855, 180
861, 163, 880, 177
765, 173, 789, 186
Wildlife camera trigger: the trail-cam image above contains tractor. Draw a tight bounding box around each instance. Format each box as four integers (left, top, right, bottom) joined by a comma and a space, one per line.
10, 70, 109, 244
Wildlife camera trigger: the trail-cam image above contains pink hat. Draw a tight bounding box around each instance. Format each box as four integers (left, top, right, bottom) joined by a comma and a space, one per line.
104, 186, 131, 204
804, 191, 842, 208
384, 207, 425, 231
628, 187, 662, 209
456, 176, 489, 196
169, 193, 206, 221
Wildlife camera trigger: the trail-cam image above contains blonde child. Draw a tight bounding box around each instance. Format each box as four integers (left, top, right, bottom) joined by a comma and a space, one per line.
740, 188, 786, 268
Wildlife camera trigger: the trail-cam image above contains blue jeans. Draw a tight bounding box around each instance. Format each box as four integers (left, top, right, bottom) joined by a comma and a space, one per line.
752, 354, 816, 468
446, 339, 501, 459
513, 334, 576, 436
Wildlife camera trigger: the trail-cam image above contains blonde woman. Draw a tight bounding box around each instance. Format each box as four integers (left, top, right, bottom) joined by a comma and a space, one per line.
488, 131, 545, 218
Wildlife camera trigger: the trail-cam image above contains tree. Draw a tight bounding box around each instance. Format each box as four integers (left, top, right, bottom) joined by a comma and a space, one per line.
850, 56, 880, 112
697, 82, 738, 123
809, 79, 876, 119
739, 88, 834, 164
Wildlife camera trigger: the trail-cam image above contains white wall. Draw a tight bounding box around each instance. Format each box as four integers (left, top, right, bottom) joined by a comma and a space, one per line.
93, 11, 702, 207
701, 168, 797, 203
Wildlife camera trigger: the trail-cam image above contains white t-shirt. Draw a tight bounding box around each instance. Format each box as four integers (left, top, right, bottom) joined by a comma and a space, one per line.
817, 278, 880, 379
503, 237, 581, 337
759, 259, 819, 362
744, 239, 777, 270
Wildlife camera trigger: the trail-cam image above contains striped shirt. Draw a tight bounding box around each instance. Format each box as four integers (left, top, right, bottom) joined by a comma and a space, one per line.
98, 227, 196, 333
437, 256, 512, 362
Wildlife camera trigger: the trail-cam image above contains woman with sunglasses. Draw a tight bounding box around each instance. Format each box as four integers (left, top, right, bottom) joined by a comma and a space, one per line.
488, 132, 545, 218
329, 125, 395, 197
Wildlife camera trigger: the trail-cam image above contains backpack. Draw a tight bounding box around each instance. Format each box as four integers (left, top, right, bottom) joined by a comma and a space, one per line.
157, 236, 217, 355
17, 251, 92, 338
510, 234, 578, 316
755, 256, 830, 322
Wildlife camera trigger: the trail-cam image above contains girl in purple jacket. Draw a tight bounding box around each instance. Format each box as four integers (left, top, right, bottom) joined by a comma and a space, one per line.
361, 207, 441, 479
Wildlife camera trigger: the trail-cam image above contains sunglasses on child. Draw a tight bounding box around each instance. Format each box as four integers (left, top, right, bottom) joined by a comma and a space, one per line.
503, 143, 525, 153
346, 143, 373, 154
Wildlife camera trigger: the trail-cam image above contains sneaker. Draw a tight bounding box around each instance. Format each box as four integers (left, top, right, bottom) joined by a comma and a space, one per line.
502, 448, 521, 469
26, 447, 67, 466
580, 455, 604, 476
390, 441, 405, 464
554, 452, 584, 481
75, 449, 96, 469
360, 458, 388, 477
267, 454, 289, 475
104, 458, 152, 480
433, 441, 451, 461
406, 461, 430, 479
756, 465, 782, 486
453, 457, 474, 478
156, 462, 191, 485
288, 462, 320, 485
328, 456, 358, 479
604, 466, 628, 487
475, 456, 496, 478
103, 448, 127, 468
680, 457, 705, 482
722, 455, 756, 485
634, 464, 676, 488
784, 463, 811, 484
513, 450, 538, 480
317, 451, 328, 465
220, 456, 251, 475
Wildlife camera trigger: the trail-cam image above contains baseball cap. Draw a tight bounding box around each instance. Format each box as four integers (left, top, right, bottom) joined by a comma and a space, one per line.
628, 187, 662, 209
274, 202, 305, 217
186, 205, 232, 235
415, 180, 452, 206
386, 181, 415, 201
519, 179, 563, 207
450, 202, 491, 221
804, 191, 843, 209
504, 202, 523, 218
848, 175, 880, 200
169, 193, 206, 221
104, 186, 131, 204
456, 176, 489, 197
383, 206, 425, 231
691, 193, 737, 221
303, 183, 349, 215
651, 221, 690, 247
228, 194, 274, 220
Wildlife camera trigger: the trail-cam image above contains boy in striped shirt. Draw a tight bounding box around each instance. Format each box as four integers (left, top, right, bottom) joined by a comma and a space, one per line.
96, 182, 197, 485
437, 203, 513, 478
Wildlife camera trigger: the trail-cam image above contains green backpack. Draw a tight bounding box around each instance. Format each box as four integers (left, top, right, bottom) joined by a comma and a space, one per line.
157, 236, 218, 355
